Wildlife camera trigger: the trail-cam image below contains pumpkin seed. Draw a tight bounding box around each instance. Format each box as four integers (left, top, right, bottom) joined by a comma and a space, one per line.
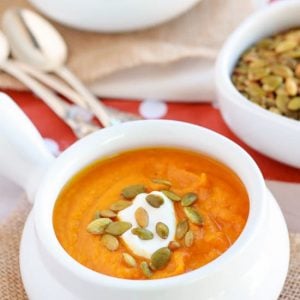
131, 227, 154, 240
140, 261, 152, 278
122, 253, 137, 268
135, 207, 149, 228
98, 209, 117, 218
146, 194, 164, 208
295, 64, 300, 78
275, 40, 297, 53
176, 219, 189, 240
102, 234, 119, 251
110, 200, 132, 212
285, 77, 298, 96
105, 221, 132, 236
122, 184, 145, 199
184, 230, 194, 247
184, 207, 204, 225
261, 76, 283, 92
168, 241, 181, 251
94, 210, 101, 219
152, 178, 172, 187
248, 67, 270, 81
271, 65, 293, 78
156, 222, 169, 239
288, 97, 300, 111
269, 107, 282, 115
150, 247, 171, 270
276, 95, 289, 113
181, 192, 198, 207
87, 218, 112, 235
162, 190, 181, 202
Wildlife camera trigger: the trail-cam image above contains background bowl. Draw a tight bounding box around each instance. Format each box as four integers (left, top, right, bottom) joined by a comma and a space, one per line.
28, 0, 202, 32
216, 0, 300, 169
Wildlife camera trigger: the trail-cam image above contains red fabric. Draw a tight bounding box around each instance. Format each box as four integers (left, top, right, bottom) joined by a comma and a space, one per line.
3, 89, 300, 183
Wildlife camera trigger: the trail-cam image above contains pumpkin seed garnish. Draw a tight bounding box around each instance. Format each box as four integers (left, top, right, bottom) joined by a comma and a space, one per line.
156, 222, 169, 239
99, 209, 117, 218
184, 230, 194, 247
110, 200, 132, 212
122, 184, 145, 199
168, 241, 181, 251
122, 253, 137, 268
102, 234, 119, 251
152, 178, 172, 187
105, 221, 132, 236
176, 219, 189, 240
146, 194, 164, 208
184, 207, 204, 225
150, 247, 171, 270
87, 218, 112, 235
135, 207, 149, 228
181, 192, 198, 207
131, 227, 154, 240
162, 190, 181, 202
140, 261, 152, 278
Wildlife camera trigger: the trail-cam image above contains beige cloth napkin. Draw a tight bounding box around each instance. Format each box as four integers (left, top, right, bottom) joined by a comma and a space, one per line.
0, 0, 262, 100
0, 196, 298, 300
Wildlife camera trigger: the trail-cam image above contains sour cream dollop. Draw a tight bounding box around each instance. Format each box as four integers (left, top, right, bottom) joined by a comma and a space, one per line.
118, 191, 176, 259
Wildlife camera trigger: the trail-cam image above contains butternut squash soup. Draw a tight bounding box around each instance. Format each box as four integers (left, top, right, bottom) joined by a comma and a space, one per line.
53, 148, 249, 280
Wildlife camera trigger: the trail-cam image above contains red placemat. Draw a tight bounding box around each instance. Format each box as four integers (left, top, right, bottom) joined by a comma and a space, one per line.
3, 89, 300, 183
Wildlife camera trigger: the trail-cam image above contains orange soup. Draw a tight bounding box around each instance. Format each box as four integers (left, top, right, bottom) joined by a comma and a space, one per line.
53, 148, 249, 279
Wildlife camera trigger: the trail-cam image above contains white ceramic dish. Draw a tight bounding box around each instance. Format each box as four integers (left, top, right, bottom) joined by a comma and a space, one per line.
20, 188, 289, 300
0, 93, 289, 299
216, 0, 300, 169
28, 0, 202, 32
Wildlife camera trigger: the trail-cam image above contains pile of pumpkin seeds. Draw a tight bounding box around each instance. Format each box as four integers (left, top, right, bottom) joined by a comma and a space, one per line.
232, 28, 300, 120
86, 178, 204, 279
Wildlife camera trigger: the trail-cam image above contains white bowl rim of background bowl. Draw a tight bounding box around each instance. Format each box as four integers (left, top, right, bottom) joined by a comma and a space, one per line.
216, 0, 300, 130
33, 119, 267, 289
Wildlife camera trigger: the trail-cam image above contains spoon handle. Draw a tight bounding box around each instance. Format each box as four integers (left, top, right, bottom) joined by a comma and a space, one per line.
1, 60, 99, 137
56, 66, 114, 127
14, 61, 87, 109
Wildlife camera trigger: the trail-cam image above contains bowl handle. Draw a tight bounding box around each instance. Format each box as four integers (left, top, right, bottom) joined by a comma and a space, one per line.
0, 93, 55, 203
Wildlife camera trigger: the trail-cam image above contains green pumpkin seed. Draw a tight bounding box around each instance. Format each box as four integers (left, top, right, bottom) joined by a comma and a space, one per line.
122, 184, 145, 199
261, 76, 283, 92
181, 192, 198, 207
175, 219, 189, 240
288, 97, 300, 111
152, 178, 172, 187
276, 95, 289, 113
87, 218, 112, 234
156, 222, 169, 239
248, 67, 270, 81
140, 261, 152, 278
122, 253, 137, 268
275, 40, 297, 53
105, 221, 132, 236
245, 84, 266, 98
131, 227, 154, 240
135, 207, 149, 228
98, 209, 117, 218
184, 230, 194, 247
184, 207, 204, 225
162, 190, 181, 202
146, 194, 164, 208
271, 65, 293, 78
102, 234, 119, 251
150, 247, 171, 270
168, 241, 181, 251
110, 200, 132, 212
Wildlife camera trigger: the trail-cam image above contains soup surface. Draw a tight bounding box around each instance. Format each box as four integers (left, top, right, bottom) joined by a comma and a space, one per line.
53, 148, 249, 279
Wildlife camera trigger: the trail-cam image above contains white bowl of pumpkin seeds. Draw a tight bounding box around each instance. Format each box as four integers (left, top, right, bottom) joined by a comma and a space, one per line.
216, 0, 300, 169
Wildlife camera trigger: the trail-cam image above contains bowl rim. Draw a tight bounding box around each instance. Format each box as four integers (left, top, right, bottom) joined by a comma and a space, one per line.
215, 0, 300, 129
33, 120, 267, 289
